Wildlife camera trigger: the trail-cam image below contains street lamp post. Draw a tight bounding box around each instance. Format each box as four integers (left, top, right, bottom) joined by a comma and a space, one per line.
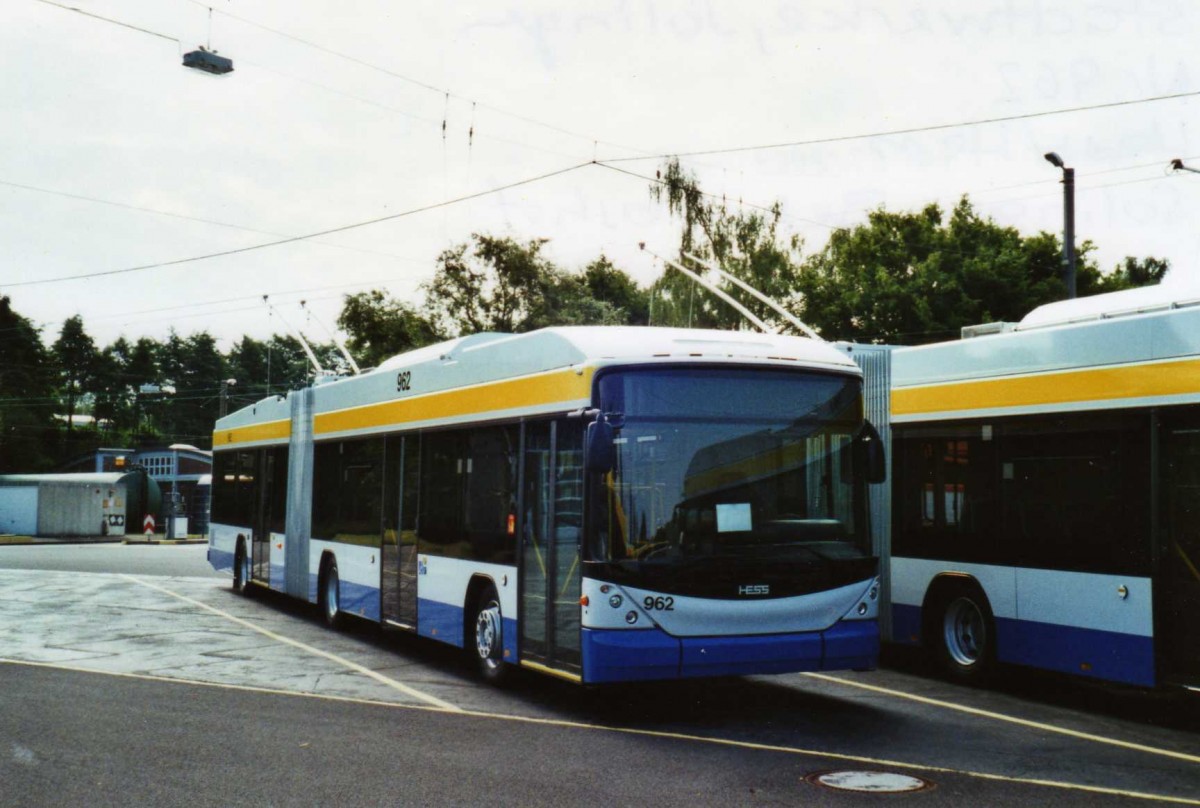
1044, 152, 1077, 299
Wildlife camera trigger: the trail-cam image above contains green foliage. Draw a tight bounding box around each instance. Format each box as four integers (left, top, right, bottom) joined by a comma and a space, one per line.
51, 314, 99, 454
0, 296, 56, 472
422, 234, 634, 336
1101, 256, 1171, 290
649, 159, 803, 330
337, 290, 442, 368
583, 256, 651, 325
793, 198, 1167, 344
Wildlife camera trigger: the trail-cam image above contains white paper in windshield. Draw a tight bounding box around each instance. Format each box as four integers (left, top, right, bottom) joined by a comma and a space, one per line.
716, 503, 752, 533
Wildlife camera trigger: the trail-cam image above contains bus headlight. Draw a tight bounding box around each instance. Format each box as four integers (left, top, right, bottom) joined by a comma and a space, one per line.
857, 602, 869, 616
625, 611, 639, 625
609, 594, 623, 608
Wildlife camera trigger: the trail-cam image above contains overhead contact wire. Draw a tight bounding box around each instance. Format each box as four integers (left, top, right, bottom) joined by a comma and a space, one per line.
1, 162, 593, 290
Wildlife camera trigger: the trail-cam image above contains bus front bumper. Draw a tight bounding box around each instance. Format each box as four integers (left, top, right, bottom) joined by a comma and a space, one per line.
580, 620, 878, 684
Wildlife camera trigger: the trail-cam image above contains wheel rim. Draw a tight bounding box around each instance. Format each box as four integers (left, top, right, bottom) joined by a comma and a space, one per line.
475, 599, 502, 670
943, 596, 985, 667
325, 568, 340, 621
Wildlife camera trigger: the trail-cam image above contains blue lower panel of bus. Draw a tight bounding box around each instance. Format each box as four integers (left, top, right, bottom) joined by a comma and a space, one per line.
417, 598, 518, 662
581, 621, 878, 684
996, 617, 1155, 688
891, 604, 922, 646
209, 547, 232, 573
305, 573, 380, 622
339, 579, 380, 622
890, 604, 1155, 686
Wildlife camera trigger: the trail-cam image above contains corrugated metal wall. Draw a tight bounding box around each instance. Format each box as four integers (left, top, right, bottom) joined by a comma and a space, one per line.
837, 343, 895, 641
37, 482, 127, 537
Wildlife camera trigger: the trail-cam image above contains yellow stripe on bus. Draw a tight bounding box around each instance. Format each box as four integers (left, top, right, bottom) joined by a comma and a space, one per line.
893, 357, 1200, 417
213, 419, 290, 448
314, 367, 594, 436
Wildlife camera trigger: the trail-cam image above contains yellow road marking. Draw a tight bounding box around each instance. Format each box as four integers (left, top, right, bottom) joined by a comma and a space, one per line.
120, 575, 461, 713
804, 672, 1200, 765
1, 657, 1196, 806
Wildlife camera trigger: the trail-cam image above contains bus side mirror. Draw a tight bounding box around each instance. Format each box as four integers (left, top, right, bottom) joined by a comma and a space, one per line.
859, 420, 887, 484
586, 418, 616, 473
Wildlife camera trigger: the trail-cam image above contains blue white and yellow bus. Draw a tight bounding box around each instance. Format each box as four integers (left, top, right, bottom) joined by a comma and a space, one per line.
208, 326, 885, 684
872, 285, 1200, 689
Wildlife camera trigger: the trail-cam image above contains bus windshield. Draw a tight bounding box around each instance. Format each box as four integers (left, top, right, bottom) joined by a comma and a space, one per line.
591, 367, 870, 568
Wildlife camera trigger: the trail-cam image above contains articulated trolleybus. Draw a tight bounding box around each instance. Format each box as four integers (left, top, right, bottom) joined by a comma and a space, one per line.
209, 326, 885, 684
880, 285, 1200, 689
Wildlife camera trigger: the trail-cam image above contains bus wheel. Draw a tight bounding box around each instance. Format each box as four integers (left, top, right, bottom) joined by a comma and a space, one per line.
934, 587, 995, 681
233, 541, 251, 596
320, 558, 344, 629
472, 585, 508, 685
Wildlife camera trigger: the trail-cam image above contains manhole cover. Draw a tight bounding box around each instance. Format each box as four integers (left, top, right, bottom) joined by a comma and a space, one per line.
806, 770, 935, 794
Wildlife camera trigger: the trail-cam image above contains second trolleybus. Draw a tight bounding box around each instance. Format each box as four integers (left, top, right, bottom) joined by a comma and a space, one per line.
850, 284, 1200, 690
208, 326, 886, 684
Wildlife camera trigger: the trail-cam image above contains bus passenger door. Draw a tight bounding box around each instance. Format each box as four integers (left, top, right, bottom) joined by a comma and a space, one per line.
520, 421, 583, 673
382, 436, 419, 629
1161, 413, 1200, 682
254, 447, 288, 588
249, 450, 269, 584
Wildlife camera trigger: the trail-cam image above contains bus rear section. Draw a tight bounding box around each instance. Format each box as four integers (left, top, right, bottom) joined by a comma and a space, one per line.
877, 288, 1200, 689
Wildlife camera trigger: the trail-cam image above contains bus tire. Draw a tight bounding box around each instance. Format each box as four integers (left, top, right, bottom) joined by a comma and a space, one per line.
930, 583, 996, 682
470, 584, 509, 685
233, 539, 252, 596
320, 557, 344, 629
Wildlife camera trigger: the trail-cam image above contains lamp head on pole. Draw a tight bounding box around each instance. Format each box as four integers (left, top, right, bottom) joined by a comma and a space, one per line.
1044, 152, 1065, 169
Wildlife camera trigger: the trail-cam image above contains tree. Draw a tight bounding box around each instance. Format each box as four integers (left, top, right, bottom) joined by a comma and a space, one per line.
52, 315, 98, 451
157, 330, 228, 447
91, 340, 127, 435
792, 197, 1167, 344
337, 291, 442, 369
0, 296, 56, 472
583, 256, 651, 325
422, 234, 629, 336
225, 334, 334, 410
649, 159, 803, 330
1101, 256, 1171, 290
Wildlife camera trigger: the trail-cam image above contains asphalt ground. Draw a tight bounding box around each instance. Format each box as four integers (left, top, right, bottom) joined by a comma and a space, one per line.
1, 544, 1197, 806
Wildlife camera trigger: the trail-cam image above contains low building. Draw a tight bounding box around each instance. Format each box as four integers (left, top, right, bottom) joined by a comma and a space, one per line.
59, 444, 213, 535
0, 472, 161, 538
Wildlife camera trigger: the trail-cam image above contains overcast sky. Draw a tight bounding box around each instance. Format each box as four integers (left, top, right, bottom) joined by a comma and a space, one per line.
5, 0, 1199, 349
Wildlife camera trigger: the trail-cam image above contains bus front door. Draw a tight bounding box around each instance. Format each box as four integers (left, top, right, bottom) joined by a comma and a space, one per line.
1161, 412, 1200, 683
520, 421, 583, 674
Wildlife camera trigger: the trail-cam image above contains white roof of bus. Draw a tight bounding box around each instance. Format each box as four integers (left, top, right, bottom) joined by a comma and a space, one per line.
1019, 282, 1200, 329
217, 327, 859, 434
375, 326, 857, 374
